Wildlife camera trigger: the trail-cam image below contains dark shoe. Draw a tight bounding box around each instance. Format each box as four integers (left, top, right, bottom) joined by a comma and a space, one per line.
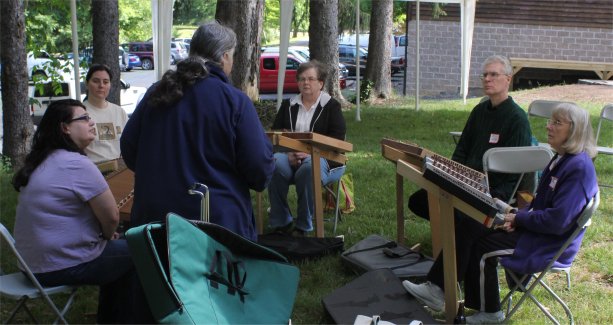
271, 222, 293, 235
292, 229, 306, 237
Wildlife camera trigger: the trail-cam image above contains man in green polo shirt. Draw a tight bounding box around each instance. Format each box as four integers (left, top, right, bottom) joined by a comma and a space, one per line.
408, 55, 532, 220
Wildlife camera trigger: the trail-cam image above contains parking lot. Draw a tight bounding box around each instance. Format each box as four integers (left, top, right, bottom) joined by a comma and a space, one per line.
120, 69, 407, 101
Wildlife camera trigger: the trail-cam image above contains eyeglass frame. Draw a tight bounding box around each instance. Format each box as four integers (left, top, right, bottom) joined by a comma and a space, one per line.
546, 118, 572, 127
69, 114, 92, 123
297, 76, 321, 83
479, 72, 510, 80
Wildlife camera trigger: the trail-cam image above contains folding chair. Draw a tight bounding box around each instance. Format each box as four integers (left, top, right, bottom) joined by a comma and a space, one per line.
501, 191, 600, 325
482, 146, 554, 204
323, 165, 347, 234
0, 223, 78, 325
449, 96, 489, 144
528, 100, 575, 151
595, 103, 613, 156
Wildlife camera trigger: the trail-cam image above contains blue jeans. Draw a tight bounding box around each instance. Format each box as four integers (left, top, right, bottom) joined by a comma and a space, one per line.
35, 239, 141, 323
268, 152, 345, 232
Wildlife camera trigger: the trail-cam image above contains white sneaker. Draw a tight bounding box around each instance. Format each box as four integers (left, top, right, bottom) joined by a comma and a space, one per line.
402, 280, 445, 312
466, 311, 504, 324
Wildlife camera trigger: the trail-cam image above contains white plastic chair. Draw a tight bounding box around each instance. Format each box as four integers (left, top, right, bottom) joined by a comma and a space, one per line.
595, 103, 613, 156
449, 96, 489, 144
501, 191, 600, 325
482, 146, 554, 204
528, 100, 575, 152
0, 223, 78, 324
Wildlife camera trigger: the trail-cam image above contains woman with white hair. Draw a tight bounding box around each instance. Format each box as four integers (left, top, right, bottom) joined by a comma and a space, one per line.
403, 102, 598, 324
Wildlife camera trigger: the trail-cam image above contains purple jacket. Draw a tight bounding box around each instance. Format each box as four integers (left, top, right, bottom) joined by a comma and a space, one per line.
121, 64, 274, 241
500, 151, 598, 274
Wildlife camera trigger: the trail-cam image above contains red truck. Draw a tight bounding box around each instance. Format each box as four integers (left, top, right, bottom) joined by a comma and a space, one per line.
259, 52, 346, 94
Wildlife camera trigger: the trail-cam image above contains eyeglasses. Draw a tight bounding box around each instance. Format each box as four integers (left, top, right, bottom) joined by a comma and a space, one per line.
480, 72, 508, 80
69, 114, 92, 123
298, 77, 319, 83
546, 119, 571, 127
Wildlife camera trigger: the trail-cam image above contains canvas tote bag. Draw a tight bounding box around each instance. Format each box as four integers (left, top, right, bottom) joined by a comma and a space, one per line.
126, 213, 300, 324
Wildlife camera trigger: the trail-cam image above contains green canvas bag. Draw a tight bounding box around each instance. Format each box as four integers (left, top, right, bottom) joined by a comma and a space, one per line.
126, 213, 300, 324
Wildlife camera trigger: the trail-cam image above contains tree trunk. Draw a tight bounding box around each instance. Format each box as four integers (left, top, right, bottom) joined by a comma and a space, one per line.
1, 0, 32, 171
216, 0, 263, 101
309, 0, 347, 105
91, 0, 120, 105
365, 0, 392, 100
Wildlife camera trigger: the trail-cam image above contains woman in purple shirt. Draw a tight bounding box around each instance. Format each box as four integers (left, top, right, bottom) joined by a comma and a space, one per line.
12, 99, 134, 323
402, 102, 598, 324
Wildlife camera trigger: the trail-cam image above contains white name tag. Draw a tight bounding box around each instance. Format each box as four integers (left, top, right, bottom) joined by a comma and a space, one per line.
549, 176, 558, 190
489, 133, 500, 144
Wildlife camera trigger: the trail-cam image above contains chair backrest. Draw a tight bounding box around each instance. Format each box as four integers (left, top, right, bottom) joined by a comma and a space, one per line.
527, 100, 575, 119
595, 103, 613, 143
549, 191, 600, 268
483, 146, 554, 203
0, 223, 41, 287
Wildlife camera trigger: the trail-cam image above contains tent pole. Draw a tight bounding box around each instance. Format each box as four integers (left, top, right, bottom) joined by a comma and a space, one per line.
70, 0, 81, 100
355, 0, 361, 121
415, 0, 420, 111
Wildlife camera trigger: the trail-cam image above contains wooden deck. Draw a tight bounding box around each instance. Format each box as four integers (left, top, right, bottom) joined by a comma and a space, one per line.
511, 57, 613, 80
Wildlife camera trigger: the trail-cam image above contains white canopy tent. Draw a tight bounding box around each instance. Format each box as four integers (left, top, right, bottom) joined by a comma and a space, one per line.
69, 0, 475, 110
68, 0, 175, 96
275, 0, 476, 114
151, 0, 174, 81
402, 0, 476, 107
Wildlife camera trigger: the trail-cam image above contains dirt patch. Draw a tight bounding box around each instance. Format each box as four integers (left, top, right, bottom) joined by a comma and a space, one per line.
510, 84, 613, 106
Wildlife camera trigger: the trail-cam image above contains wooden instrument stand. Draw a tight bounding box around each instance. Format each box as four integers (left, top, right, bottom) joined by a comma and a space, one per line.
256, 132, 352, 238
381, 140, 492, 323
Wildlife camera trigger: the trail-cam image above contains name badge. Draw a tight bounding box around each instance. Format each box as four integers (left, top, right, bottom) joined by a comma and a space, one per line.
549, 176, 558, 190
489, 133, 500, 144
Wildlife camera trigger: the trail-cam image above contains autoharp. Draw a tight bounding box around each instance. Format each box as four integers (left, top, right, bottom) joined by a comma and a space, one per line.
99, 159, 134, 221
381, 138, 507, 221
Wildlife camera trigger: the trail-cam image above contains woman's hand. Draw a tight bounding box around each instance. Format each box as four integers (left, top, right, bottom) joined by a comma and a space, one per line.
502, 213, 516, 232
289, 152, 309, 168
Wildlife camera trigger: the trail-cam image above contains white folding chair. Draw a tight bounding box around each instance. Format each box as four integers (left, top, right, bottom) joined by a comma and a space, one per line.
449, 96, 489, 144
595, 103, 613, 156
0, 223, 78, 324
482, 146, 554, 204
528, 100, 575, 151
501, 191, 600, 325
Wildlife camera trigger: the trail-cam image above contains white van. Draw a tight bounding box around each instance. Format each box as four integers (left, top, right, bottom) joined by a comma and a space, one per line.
339, 33, 406, 59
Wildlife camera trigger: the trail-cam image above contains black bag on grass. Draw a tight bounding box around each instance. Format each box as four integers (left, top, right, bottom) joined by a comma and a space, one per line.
341, 234, 433, 279
257, 232, 344, 262
322, 268, 437, 324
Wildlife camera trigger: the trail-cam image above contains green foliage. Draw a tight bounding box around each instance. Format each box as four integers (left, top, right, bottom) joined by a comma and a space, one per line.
118, 0, 152, 43
173, 0, 217, 25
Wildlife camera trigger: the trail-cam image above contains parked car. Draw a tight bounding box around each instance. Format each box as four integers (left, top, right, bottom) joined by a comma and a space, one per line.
126, 53, 142, 70
122, 42, 155, 70
262, 46, 350, 79
170, 41, 188, 64
337, 44, 403, 75
338, 44, 368, 76
27, 50, 53, 80
173, 37, 191, 52
259, 52, 346, 94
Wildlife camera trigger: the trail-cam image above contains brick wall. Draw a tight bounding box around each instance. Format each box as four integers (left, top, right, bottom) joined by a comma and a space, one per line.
402, 20, 613, 97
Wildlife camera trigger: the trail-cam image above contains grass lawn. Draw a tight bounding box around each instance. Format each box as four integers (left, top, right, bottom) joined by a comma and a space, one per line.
1, 92, 612, 324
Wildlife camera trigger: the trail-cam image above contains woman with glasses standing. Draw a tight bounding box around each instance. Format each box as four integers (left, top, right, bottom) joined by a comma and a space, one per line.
83, 63, 128, 163
267, 60, 346, 236
12, 99, 136, 323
